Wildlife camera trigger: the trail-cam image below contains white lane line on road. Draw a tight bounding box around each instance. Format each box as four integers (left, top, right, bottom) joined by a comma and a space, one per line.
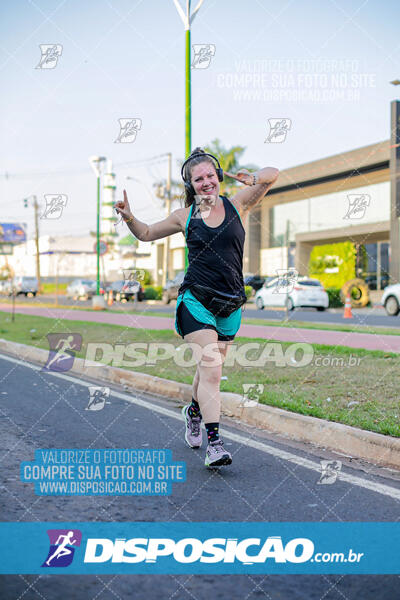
2, 353, 400, 501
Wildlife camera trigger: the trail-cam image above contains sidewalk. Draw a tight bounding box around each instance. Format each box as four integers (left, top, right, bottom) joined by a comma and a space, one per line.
1, 304, 399, 353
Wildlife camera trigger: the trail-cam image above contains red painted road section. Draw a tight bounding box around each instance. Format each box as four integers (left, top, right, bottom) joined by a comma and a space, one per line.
0, 305, 399, 353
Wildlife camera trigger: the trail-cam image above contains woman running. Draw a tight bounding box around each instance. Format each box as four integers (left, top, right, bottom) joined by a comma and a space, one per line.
115, 148, 279, 468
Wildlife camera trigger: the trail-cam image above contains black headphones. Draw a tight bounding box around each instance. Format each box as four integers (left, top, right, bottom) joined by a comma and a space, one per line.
181, 152, 224, 195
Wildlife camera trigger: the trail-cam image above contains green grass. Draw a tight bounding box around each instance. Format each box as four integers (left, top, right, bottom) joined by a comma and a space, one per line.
1, 311, 399, 438
241, 317, 400, 336
2, 296, 398, 337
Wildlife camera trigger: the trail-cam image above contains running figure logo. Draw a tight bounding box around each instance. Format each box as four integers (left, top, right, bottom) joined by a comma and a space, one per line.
42, 529, 82, 567
273, 269, 298, 294
86, 386, 110, 411
240, 383, 264, 408
265, 118, 291, 143
192, 44, 216, 69
42, 333, 82, 372
41, 195, 68, 220
36, 44, 63, 69
114, 118, 142, 143
122, 268, 145, 283
317, 460, 342, 485
343, 194, 370, 220
193, 194, 216, 219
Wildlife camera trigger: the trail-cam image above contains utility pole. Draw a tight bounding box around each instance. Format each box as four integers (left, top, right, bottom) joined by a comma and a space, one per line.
23, 195, 41, 293
172, 0, 204, 269
33, 196, 41, 293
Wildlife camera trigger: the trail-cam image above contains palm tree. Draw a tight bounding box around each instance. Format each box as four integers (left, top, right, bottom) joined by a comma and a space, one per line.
204, 138, 259, 196
153, 139, 259, 203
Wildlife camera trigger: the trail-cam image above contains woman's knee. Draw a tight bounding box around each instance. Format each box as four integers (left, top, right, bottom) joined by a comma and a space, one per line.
198, 363, 222, 386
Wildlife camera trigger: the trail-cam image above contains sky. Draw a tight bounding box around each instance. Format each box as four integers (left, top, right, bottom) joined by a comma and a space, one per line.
1, 0, 399, 242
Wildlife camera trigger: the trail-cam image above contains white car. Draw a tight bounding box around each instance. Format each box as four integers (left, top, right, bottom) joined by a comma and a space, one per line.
66, 279, 96, 301
381, 283, 400, 316
255, 277, 329, 311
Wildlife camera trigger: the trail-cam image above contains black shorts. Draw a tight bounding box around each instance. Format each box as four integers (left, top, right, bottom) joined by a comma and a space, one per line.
176, 301, 235, 341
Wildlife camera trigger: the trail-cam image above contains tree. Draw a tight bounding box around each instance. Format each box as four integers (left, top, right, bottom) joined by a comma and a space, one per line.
204, 138, 259, 197
153, 139, 259, 204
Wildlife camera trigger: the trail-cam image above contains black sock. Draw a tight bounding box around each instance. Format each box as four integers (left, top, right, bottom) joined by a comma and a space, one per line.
205, 422, 219, 443
188, 397, 201, 418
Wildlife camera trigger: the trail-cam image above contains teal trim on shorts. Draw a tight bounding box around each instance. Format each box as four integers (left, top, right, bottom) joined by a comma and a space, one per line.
175, 289, 242, 338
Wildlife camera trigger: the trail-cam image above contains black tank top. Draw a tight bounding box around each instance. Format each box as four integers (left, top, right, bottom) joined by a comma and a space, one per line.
178, 195, 245, 296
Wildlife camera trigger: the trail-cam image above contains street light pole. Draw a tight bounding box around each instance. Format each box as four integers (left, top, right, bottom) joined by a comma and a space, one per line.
89, 155, 106, 299
172, 0, 204, 269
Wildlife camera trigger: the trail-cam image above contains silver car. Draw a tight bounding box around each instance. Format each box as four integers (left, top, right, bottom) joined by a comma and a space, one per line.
66, 279, 96, 301
12, 276, 38, 296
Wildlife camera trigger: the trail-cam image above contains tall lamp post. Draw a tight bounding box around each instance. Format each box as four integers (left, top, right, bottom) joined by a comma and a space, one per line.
89, 155, 106, 304
173, 0, 204, 268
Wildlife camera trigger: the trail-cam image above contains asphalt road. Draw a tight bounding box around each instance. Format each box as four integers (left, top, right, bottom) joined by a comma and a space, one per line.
2, 294, 399, 329
0, 353, 399, 599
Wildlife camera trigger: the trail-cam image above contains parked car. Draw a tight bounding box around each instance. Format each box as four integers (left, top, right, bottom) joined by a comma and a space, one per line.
243, 274, 265, 292
364, 273, 390, 290
66, 279, 96, 301
381, 283, 400, 316
88, 281, 107, 296
162, 271, 185, 304
0, 280, 12, 295
255, 277, 329, 311
11, 276, 38, 296
106, 280, 144, 302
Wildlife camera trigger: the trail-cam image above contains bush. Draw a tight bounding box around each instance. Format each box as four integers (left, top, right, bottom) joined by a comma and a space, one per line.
326, 287, 343, 308
42, 283, 68, 294
144, 285, 162, 300
309, 241, 356, 289
142, 270, 153, 286
244, 285, 253, 299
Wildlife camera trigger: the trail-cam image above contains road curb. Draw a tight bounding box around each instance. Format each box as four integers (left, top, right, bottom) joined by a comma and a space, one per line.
1, 337, 400, 469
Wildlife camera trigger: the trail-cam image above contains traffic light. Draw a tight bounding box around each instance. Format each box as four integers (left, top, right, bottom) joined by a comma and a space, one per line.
23, 198, 28, 208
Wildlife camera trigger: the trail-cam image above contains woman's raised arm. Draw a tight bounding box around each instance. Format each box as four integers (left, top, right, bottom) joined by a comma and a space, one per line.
115, 190, 187, 241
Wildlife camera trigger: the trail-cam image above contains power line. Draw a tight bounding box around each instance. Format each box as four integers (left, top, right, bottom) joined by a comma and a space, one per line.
0, 153, 171, 180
